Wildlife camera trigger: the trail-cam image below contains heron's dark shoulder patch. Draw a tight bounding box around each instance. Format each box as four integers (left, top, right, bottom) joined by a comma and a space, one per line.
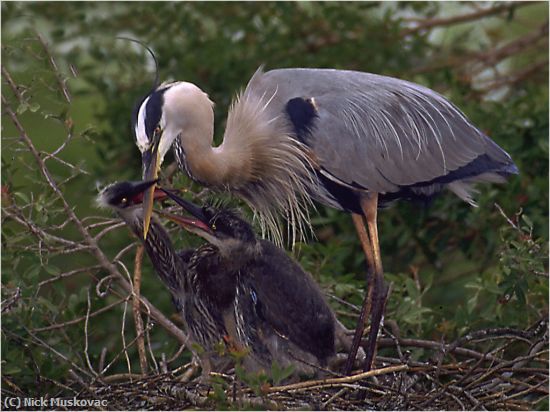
285, 97, 319, 143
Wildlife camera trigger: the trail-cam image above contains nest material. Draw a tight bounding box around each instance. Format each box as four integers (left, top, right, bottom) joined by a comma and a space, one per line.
3, 320, 547, 411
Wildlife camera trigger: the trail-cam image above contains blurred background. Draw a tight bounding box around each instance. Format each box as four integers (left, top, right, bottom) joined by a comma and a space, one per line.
2, 1, 548, 402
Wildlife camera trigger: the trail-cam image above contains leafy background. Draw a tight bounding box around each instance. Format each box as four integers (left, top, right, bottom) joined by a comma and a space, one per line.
1, 1, 548, 406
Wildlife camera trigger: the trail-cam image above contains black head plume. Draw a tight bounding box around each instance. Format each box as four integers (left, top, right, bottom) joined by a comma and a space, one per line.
116, 36, 160, 91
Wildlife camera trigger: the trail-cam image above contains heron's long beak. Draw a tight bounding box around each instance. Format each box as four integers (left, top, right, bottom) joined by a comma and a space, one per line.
141, 140, 162, 239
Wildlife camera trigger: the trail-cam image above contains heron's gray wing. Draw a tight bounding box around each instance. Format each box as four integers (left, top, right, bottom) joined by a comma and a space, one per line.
248, 68, 514, 193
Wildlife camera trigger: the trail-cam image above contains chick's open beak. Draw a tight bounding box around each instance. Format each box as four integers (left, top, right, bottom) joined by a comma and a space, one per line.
158, 211, 213, 235
128, 179, 165, 205
160, 189, 208, 221
141, 139, 161, 239
156, 189, 213, 235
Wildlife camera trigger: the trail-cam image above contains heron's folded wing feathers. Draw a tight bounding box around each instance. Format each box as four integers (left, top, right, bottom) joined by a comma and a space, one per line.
252, 68, 514, 194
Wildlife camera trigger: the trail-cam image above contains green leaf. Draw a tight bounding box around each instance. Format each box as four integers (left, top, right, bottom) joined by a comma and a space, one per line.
16, 102, 28, 114
13, 191, 29, 204
3, 365, 22, 375
24, 265, 42, 281
44, 265, 60, 276
521, 214, 533, 229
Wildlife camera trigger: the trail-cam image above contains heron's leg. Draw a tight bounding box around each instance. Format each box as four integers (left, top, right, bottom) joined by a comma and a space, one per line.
344, 214, 376, 375
360, 193, 389, 372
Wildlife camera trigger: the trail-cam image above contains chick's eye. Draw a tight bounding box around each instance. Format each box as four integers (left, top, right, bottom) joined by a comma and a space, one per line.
121, 197, 128, 205
154, 126, 162, 137
211, 223, 216, 231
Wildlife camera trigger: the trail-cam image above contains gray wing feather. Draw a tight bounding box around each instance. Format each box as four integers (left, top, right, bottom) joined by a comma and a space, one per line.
247, 68, 512, 193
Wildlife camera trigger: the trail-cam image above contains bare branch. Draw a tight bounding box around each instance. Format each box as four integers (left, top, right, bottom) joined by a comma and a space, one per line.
32, 298, 126, 332
400, 2, 537, 37
132, 245, 149, 375
267, 364, 409, 393
2, 88, 188, 346
34, 32, 71, 103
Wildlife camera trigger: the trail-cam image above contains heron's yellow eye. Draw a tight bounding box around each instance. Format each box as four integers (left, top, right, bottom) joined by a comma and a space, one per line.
211, 223, 216, 230
154, 126, 162, 136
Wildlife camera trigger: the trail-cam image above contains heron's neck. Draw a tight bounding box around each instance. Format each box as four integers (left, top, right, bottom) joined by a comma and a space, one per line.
123, 211, 186, 296
179, 125, 253, 189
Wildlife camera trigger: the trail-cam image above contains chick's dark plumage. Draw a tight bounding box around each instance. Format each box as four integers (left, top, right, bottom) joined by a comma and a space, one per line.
100, 181, 338, 377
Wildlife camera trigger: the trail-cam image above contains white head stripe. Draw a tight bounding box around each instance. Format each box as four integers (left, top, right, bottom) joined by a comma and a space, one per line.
135, 95, 151, 152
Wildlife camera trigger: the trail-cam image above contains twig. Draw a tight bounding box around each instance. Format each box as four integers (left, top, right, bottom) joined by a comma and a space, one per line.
34, 31, 71, 103
166, 344, 187, 364
464, 350, 549, 390
102, 373, 147, 383
98, 347, 108, 376
3, 206, 86, 249
479, 59, 549, 92
93, 221, 127, 241
1, 65, 24, 101
97, 324, 152, 378
376, 336, 502, 363
267, 364, 408, 393
145, 314, 160, 373
15, 327, 94, 379
400, 2, 536, 36
2, 88, 188, 346
471, 22, 548, 71
32, 298, 126, 332
1, 287, 21, 314
322, 387, 349, 409
36, 265, 102, 290
132, 245, 148, 375
84, 288, 99, 377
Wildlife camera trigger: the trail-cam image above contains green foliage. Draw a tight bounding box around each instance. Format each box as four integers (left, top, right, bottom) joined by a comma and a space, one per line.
1, 1, 548, 406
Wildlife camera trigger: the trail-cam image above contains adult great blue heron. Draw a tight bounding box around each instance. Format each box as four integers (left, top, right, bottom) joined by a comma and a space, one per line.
133, 67, 519, 371
98, 180, 340, 377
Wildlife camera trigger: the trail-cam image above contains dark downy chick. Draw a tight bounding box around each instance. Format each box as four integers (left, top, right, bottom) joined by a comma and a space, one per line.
160, 190, 338, 375
97, 180, 234, 375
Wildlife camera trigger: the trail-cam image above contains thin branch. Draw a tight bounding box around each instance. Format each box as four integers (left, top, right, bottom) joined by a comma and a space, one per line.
41, 150, 90, 175
84, 288, 99, 377
37, 265, 102, 290
478, 59, 548, 92
267, 364, 408, 393
2, 89, 188, 346
93, 221, 127, 241
1, 65, 24, 101
132, 245, 148, 375
400, 2, 536, 37
3, 206, 85, 249
34, 31, 71, 103
472, 21, 548, 69
32, 298, 126, 332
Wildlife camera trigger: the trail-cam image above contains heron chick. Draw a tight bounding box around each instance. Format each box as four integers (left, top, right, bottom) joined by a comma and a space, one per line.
97, 180, 232, 375
98, 180, 346, 377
